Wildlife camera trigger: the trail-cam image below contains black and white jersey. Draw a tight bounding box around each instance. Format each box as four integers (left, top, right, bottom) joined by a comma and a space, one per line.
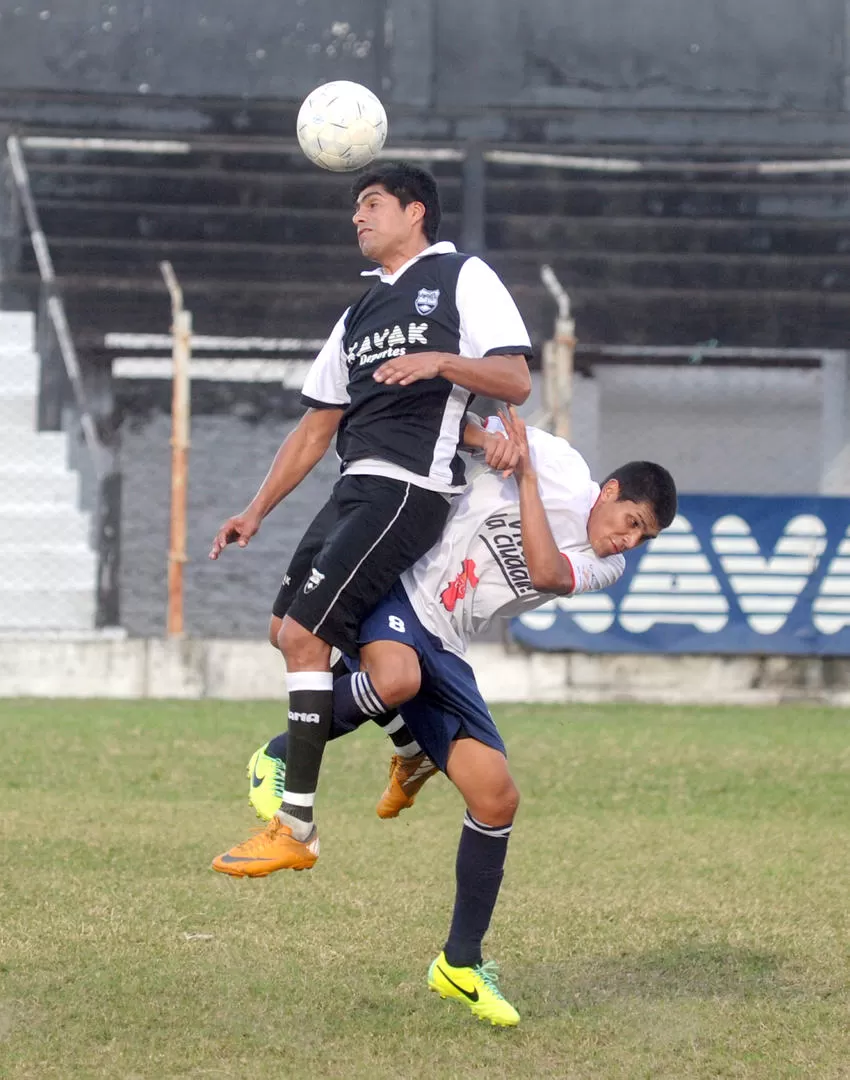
300, 241, 532, 493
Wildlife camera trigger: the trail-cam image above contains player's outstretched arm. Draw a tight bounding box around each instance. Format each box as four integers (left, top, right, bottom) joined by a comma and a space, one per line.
373, 351, 531, 404
209, 406, 343, 560
500, 407, 575, 595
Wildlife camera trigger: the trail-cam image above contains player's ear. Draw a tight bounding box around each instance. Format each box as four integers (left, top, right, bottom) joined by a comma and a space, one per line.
600, 479, 620, 502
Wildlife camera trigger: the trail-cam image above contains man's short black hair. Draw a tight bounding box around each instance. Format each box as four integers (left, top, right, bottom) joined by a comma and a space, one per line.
603, 461, 678, 530
352, 162, 441, 243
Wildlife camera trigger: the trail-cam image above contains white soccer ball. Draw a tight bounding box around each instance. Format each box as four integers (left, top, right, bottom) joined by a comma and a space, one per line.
296, 81, 388, 173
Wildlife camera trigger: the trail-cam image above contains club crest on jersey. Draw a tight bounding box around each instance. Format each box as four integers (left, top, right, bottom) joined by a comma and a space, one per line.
303, 567, 325, 594
415, 288, 440, 316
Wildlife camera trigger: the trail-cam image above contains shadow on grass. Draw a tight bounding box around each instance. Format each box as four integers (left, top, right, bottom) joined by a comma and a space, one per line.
523, 940, 788, 1015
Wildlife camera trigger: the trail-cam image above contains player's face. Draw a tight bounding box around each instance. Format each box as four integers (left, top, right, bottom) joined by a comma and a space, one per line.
587, 481, 659, 558
352, 184, 425, 263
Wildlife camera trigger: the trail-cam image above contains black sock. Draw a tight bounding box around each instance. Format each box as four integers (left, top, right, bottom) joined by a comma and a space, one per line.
443, 811, 512, 969
373, 711, 420, 755
266, 665, 379, 762
279, 671, 334, 824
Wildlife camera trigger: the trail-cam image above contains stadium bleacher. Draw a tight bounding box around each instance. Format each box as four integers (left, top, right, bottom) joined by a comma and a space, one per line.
7, 127, 850, 360
4, 92, 850, 634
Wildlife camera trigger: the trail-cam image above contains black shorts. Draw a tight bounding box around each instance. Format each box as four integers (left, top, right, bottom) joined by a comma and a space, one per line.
272, 474, 452, 655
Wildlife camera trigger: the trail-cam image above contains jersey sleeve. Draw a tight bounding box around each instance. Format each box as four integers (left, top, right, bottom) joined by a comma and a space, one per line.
562, 552, 625, 596
300, 310, 350, 409
455, 257, 533, 359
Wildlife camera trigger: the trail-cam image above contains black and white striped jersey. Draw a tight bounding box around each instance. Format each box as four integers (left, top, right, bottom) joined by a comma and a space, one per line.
300, 241, 532, 493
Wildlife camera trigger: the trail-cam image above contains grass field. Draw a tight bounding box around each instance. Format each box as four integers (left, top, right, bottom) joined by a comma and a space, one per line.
1, 699, 849, 1079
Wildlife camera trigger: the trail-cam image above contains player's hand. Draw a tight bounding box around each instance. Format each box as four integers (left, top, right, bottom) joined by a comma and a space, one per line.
498, 406, 532, 479
483, 429, 520, 478
209, 508, 262, 560
372, 351, 445, 386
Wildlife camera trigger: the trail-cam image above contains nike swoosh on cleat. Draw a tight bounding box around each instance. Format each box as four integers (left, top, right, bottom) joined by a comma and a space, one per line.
251, 765, 264, 788
437, 965, 479, 1002
218, 853, 273, 863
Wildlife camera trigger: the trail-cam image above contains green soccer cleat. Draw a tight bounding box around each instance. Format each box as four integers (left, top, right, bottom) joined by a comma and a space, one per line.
246, 742, 286, 821
427, 951, 520, 1027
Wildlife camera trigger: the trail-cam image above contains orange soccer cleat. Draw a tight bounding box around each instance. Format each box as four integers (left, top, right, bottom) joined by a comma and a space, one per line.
376, 751, 439, 819
211, 816, 320, 877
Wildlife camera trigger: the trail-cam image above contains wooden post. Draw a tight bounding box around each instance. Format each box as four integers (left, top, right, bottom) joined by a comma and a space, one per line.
540, 265, 576, 439
551, 311, 576, 441
160, 261, 191, 637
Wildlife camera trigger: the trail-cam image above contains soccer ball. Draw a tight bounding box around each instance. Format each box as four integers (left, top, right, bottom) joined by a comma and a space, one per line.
296, 81, 388, 173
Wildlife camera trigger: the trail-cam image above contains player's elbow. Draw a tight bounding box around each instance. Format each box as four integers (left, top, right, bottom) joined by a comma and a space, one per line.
530, 565, 574, 596
301, 406, 343, 451
504, 364, 532, 405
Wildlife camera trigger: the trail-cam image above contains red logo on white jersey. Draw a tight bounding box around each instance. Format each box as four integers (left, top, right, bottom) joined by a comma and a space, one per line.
440, 559, 480, 612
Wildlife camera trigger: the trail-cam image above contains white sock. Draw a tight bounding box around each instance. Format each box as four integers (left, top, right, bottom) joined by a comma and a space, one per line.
275, 808, 314, 841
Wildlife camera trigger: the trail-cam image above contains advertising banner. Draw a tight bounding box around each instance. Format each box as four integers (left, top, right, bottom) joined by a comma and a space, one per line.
511, 496, 850, 655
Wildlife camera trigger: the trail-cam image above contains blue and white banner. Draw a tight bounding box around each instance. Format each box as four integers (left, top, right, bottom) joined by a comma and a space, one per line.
511, 496, 850, 655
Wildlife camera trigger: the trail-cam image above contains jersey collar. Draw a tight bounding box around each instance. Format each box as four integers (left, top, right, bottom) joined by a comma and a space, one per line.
360, 241, 458, 284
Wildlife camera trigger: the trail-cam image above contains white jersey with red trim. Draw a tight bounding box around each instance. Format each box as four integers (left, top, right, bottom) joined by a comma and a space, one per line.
400, 420, 625, 658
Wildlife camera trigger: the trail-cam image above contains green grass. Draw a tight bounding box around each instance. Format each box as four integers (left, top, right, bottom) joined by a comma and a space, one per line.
1, 699, 849, 1079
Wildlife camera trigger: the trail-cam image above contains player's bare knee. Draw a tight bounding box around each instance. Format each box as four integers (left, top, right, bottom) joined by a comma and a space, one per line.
268, 615, 283, 650
503, 780, 520, 818
362, 644, 421, 707
278, 616, 329, 669
371, 661, 421, 708
469, 778, 519, 827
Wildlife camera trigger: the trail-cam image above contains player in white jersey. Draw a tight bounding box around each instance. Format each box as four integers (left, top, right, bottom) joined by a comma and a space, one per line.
213, 408, 677, 1027
401, 416, 627, 660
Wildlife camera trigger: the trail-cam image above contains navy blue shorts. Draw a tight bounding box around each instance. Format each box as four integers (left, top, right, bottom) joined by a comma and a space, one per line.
349, 582, 506, 772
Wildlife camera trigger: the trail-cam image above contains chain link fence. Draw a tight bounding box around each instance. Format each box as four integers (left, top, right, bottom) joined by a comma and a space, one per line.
5, 132, 850, 637
4, 330, 848, 637
566, 347, 847, 496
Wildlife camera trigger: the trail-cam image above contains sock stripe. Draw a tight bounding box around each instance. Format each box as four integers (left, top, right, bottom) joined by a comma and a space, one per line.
352, 673, 373, 715
287, 671, 334, 692
361, 673, 387, 714
352, 672, 386, 717
378, 713, 405, 735
350, 672, 370, 715
281, 789, 315, 807
463, 810, 513, 839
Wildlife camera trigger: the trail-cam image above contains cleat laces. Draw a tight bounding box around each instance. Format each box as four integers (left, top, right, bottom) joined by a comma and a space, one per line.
235, 818, 285, 854
271, 760, 287, 799
475, 961, 506, 999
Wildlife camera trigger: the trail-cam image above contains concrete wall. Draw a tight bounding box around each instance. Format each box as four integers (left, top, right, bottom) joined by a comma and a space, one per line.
2, 636, 850, 705
0, 0, 385, 98
578, 366, 828, 496
0, 1, 847, 146
431, 0, 846, 111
